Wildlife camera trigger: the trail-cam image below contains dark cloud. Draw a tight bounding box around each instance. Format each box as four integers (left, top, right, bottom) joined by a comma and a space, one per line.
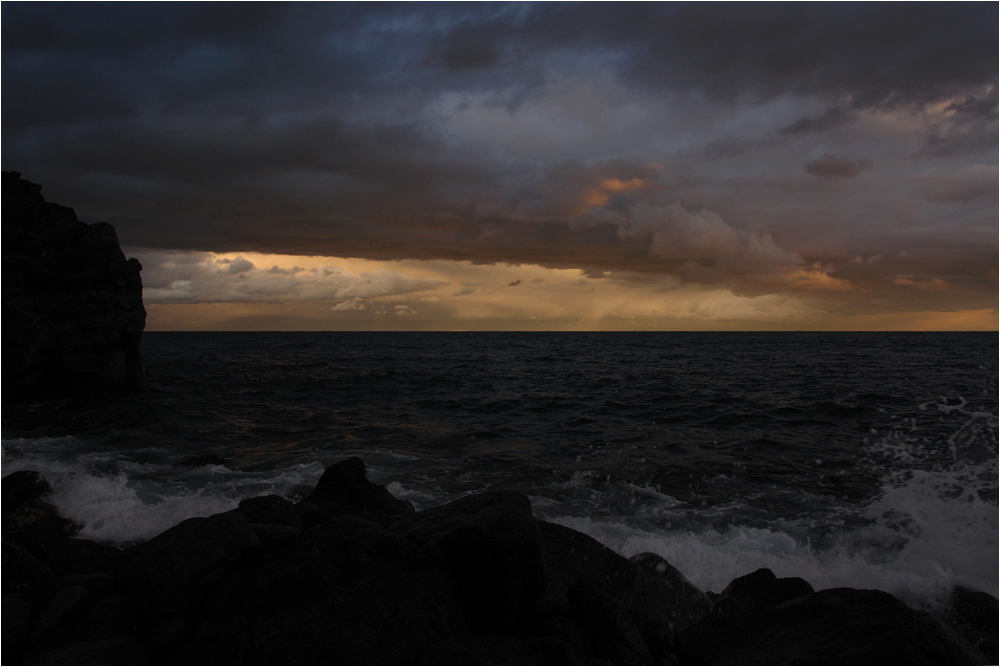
508, 3, 997, 109
915, 89, 1000, 158
779, 107, 855, 136
424, 23, 503, 71
1, 2, 996, 311
918, 166, 998, 204
804, 154, 872, 180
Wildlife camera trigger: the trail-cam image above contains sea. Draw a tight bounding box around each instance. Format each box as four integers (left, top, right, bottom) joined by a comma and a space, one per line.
3, 331, 997, 611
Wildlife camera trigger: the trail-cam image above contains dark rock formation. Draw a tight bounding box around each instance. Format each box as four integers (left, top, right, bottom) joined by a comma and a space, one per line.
2, 171, 146, 397
949, 585, 999, 662
303, 456, 414, 526
1, 463, 992, 666
137, 511, 260, 588
390, 489, 546, 636
711, 566, 816, 616
181, 516, 467, 665
2, 470, 79, 535
630, 551, 712, 659
677, 587, 987, 665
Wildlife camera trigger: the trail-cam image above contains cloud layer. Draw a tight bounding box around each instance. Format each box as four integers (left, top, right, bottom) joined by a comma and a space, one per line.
3, 3, 996, 328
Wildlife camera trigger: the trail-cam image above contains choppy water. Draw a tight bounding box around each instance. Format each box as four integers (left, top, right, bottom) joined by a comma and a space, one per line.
3, 332, 996, 609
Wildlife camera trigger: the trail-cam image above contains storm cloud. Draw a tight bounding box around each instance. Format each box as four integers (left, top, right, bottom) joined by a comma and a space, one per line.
2, 2, 996, 329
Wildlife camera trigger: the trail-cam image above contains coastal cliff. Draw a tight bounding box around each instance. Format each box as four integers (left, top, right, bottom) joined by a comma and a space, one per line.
2, 172, 146, 396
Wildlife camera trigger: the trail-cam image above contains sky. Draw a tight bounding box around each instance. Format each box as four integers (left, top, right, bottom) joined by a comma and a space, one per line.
3, 2, 997, 331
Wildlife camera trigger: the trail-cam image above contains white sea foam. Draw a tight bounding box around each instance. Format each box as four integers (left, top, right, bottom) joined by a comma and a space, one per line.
2, 438, 325, 544
3, 401, 995, 611
543, 516, 969, 610
547, 407, 999, 610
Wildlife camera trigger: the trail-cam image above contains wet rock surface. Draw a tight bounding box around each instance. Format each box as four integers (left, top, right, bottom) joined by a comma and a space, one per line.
1, 462, 992, 665
2, 171, 146, 398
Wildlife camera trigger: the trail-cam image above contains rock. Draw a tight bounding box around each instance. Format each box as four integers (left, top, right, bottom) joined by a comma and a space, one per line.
246, 524, 302, 550
141, 511, 259, 587
236, 494, 303, 529
27, 636, 148, 666
146, 617, 192, 655
390, 490, 546, 636
80, 594, 137, 642
2, 539, 53, 594
2, 497, 79, 534
21, 573, 118, 618
5, 530, 123, 579
568, 573, 652, 664
712, 567, 815, 615
302, 457, 414, 526
31, 585, 91, 642
534, 568, 573, 618
2, 171, 146, 397
630, 552, 712, 629
2, 470, 79, 534
630, 552, 712, 659
676, 587, 987, 665
538, 520, 642, 613
44, 573, 117, 599
2, 470, 54, 506
138, 586, 204, 630
180, 515, 466, 664
2, 597, 33, 661
533, 615, 593, 663
949, 586, 999, 661
430, 635, 583, 665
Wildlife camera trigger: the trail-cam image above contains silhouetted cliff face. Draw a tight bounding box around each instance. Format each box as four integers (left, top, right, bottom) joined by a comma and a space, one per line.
2, 171, 146, 396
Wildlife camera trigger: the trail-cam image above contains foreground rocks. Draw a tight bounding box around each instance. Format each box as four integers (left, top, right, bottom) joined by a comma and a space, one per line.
2, 171, 146, 397
2, 460, 994, 665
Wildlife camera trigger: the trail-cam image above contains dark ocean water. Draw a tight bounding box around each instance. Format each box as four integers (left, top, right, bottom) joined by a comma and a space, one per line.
3, 331, 997, 608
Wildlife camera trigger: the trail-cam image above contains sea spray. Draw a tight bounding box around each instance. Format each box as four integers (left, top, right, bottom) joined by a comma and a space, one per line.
2, 438, 325, 544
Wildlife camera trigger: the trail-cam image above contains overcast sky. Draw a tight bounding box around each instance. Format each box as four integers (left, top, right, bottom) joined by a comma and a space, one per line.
4, 2, 997, 330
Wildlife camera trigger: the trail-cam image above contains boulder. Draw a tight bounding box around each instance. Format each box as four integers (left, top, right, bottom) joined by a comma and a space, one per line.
676, 587, 987, 665
568, 573, 652, 664
2, 597, 33, 662
140, 511, 259, 587
538, 521, 642, 613
30, 585, 91, 643
3, 470, 54, 506
630, 552, 712, 659
146, 617, 193, 655
5, 530, 123, 580
711, 567, 815, 615
390, 490, 546, 636
949, 586, 999, 661
302, 457, 414, 526
428, 635, 583, 665
2, 171, 146, 397
26, 636, 148, 666
137, 585, 204, 632
246, 524, 302, 549
236, 494, 302, 529
2, 470, 79, 534
21, 573, 118, 617
2, 539, 53, 595
80, 594, 138, 642
180, 515, 466, 664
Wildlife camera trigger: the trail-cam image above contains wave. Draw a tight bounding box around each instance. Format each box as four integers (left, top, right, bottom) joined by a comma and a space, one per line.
2, 400, 995, 611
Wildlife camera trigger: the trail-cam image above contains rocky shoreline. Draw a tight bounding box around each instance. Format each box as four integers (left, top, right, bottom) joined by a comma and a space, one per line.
3, 458, 997, 665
